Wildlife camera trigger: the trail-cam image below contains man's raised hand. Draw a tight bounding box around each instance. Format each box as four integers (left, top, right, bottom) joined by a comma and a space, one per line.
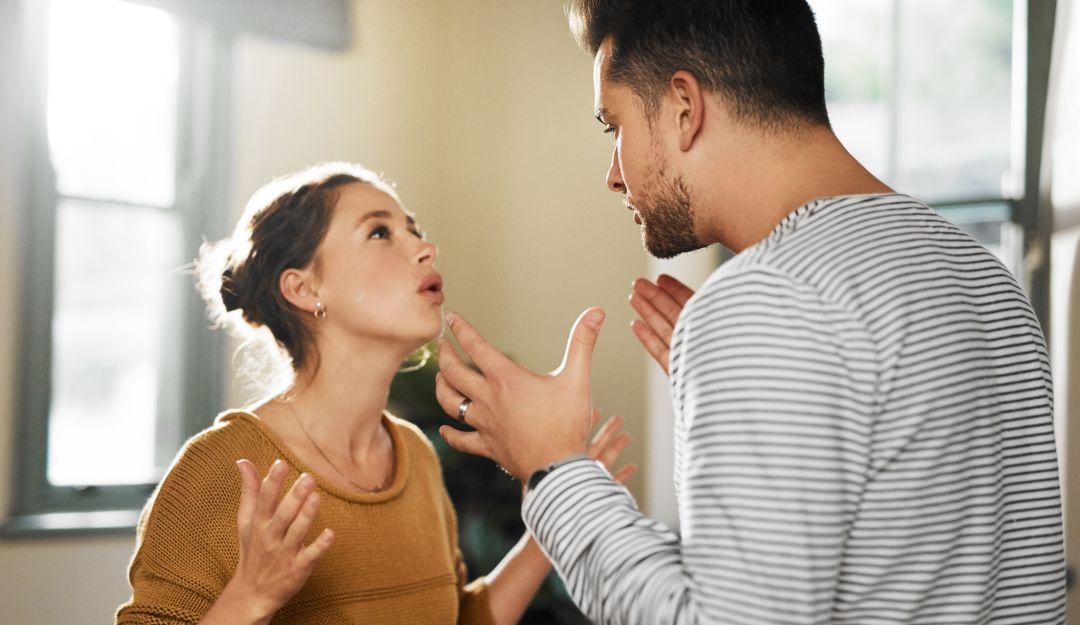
628, 274, 694, 375
434, 308, 606, 481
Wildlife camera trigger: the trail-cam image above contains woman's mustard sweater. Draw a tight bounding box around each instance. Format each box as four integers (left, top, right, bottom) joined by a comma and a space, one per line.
116, 410, 495, 625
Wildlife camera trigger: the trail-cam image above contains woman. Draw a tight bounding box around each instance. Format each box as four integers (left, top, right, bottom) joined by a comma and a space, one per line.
116, 162, 635, 624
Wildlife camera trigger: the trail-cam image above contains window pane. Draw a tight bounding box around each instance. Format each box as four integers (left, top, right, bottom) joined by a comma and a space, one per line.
812, 0, 1018, 203
938, 203, 1025, 285
46, 0, 178, 207
48, 200, 186, 486
813, 0, 892, 180
895, 0, 1016, 202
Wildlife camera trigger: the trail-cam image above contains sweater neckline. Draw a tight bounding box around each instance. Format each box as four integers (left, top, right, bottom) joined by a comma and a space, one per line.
218, 409, 411, 504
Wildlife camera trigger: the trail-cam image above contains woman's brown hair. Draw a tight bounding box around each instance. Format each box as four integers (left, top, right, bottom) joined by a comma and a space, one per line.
197, 162, 398, 375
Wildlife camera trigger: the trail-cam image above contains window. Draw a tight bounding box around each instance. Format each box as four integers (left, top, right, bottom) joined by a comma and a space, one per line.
5, 0, 232, 534
809, 0, 1055, 318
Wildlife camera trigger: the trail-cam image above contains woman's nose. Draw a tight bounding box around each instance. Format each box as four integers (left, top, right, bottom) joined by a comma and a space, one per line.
415, 240, 437, 264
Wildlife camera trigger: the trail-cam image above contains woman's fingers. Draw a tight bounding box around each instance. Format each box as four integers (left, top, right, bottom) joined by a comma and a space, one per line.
298, 528, 336, 569
268, 473, 316, 539
588, 414, 636, 484
612, 463, 638, 484
255, 459, 288, 521
236, 459, 260, 530
282, 490, 322, 547
588, 414, 624, 458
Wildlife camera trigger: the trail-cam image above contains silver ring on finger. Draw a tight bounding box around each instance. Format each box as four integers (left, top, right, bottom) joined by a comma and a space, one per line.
456, 397, 472, 425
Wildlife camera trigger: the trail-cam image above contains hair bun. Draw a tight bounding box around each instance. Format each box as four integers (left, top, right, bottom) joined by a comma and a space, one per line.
220, 267, 242, 312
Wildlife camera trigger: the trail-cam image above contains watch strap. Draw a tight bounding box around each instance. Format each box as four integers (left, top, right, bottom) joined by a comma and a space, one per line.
526, 453, 592, 491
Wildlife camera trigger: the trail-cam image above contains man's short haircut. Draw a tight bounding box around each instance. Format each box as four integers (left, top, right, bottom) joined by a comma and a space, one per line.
569, 0, 830, 129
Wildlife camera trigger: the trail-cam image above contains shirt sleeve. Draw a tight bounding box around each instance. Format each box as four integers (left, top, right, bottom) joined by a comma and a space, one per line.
522, 267, 876, 625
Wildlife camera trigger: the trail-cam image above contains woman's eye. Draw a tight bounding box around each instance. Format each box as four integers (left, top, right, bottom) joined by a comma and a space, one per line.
369, 225, 391, 240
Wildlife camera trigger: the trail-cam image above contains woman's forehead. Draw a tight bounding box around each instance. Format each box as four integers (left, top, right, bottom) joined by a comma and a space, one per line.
335, 182, 416, 223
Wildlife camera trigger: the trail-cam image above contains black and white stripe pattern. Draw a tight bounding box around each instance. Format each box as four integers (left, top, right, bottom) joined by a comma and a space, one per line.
523, 194, 1065, 624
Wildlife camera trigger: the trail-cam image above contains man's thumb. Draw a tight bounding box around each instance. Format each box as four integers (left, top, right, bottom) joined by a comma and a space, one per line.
558, 307, 606, 376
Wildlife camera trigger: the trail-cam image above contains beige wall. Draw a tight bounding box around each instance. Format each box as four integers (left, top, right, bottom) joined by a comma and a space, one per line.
0, 1, 655, 622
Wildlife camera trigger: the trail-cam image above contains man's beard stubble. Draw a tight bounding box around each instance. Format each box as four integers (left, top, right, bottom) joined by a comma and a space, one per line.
637, 157, 703, 259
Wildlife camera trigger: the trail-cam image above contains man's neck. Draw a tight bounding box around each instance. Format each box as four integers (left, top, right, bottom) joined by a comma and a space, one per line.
698, 125, 893, 253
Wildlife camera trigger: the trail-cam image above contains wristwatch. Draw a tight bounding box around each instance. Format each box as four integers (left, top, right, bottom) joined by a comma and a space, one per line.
526, 453, 592, 491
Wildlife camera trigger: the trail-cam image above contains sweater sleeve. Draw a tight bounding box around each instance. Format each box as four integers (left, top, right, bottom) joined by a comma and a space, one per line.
522, 268, 876, 624
456, 547, 496, 625
116, 432, 243, 624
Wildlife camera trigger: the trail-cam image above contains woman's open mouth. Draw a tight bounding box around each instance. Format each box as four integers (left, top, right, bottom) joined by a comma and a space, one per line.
418, 273, 445, 304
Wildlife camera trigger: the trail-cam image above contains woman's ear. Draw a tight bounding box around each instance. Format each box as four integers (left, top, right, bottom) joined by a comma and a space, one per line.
669, 70, 705, 152
279, 268, 319, 314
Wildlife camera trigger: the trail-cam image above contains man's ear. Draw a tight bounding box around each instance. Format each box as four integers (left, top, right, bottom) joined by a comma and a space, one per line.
669, 70, 705, 152
279, 268, 319, 314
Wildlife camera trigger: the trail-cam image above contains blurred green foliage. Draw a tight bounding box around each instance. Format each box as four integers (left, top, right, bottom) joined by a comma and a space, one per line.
389, 347, 589, 625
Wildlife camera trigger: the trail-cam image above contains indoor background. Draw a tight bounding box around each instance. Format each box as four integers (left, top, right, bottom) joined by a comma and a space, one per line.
0, 0, 1077, 623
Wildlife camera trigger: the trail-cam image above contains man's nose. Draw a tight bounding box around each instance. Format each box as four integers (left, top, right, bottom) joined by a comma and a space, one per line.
606, 148, 625, 194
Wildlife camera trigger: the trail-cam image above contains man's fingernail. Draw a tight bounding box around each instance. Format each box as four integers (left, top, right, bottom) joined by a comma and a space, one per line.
446, 313, 458, 327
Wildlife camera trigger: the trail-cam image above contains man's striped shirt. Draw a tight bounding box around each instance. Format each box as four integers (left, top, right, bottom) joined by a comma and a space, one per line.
523, 194, 1066, 624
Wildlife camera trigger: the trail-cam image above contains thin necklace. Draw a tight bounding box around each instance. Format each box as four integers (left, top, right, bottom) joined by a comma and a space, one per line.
282, 399, 393, 494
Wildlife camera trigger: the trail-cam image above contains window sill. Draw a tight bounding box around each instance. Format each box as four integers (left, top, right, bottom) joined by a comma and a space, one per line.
1, 509, 139, 539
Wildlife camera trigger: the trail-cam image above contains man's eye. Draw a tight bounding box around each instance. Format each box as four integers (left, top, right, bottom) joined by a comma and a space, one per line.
369, 225, 391, 240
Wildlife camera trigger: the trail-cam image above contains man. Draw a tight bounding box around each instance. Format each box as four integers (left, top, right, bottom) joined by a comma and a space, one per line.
434, 1, 1067, 622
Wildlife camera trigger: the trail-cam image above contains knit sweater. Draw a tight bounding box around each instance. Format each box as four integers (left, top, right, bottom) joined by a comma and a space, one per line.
116, 410, 496, 625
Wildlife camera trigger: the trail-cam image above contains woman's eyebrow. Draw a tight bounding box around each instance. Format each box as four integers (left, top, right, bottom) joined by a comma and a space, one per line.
355, 209, 394, 228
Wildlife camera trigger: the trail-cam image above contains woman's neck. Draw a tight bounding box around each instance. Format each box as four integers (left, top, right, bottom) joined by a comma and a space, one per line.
286, 337, 406, 459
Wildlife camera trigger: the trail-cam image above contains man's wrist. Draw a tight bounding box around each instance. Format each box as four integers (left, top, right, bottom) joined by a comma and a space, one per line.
525, 453, 592, 492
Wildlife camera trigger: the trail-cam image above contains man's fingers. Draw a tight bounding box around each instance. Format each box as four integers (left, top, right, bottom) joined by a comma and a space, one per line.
446, 313, 513, 374
434, 372, 480, 427
438, 426, 489, 459
632, 278, 683, 330
436, 340, 486, 400
236, 459, 259, 528
656, 274, 694, 306
557, 307, 606, 377
629, 289, 674, 344
630, 319, 670, 375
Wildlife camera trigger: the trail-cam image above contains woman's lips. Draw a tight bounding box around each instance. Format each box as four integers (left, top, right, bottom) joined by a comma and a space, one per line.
419, 273, 444, 304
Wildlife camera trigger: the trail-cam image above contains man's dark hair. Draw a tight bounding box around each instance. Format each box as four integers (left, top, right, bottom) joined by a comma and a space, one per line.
569, 0, 830, 129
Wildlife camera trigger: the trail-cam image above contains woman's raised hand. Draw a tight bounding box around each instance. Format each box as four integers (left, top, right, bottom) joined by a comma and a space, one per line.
217, 459, 334, 624
628, 274, 695, 376
587, 410, 637, 484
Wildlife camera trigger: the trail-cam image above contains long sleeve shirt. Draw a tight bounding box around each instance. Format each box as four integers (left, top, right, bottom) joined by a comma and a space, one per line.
524, 194, 1066, 624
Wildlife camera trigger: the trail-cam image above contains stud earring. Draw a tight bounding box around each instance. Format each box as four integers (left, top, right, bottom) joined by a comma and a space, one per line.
313, 301, 327, 320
